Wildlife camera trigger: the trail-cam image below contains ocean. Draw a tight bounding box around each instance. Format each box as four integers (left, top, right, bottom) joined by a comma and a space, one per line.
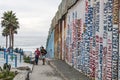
0, 35, 47, 53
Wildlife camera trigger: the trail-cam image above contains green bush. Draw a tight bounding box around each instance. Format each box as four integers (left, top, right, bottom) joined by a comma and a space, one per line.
0, 73, 4, 78
0, 63, 15, 80
24, 56, 30, 63
0, 72, 15, 80
0, 71, 15, 80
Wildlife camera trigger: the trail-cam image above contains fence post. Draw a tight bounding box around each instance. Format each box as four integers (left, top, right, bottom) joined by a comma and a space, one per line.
6, 54, 8, 64
4, 48, 6, 59
15, 55, 17, 67
20, 53, 21, 63
10, 48, 13, 56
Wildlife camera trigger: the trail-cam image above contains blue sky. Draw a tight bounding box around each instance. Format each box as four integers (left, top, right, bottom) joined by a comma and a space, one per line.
0, 0, 61, 36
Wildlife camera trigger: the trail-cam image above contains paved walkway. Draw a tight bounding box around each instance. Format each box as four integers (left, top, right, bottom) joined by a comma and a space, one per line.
29, 60, 64, 80
49, 60, 91, 80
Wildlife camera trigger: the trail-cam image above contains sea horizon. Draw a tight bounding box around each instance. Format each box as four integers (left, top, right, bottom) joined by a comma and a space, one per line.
0, 35, 47, 53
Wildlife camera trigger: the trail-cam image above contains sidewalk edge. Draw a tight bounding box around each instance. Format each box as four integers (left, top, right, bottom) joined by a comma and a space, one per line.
48, 61, 68, 80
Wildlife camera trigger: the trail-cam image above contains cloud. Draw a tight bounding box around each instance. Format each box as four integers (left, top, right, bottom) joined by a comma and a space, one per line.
0, 0, 62, 36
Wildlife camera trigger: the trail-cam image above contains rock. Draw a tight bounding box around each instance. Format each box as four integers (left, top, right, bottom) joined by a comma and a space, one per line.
13, 71, 29, 80
17, 66, 30, 71
15, 71, 18, 75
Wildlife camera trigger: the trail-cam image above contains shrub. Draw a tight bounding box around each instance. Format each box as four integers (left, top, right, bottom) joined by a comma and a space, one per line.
0, 63, 15, 80
24, 56, 30, 63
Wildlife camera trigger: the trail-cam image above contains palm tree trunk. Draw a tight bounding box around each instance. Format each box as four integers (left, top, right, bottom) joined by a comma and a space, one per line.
6, 36, 8, 48
11, 32, 14, 49
9, 28, 12, 48
9, 33, 11, 48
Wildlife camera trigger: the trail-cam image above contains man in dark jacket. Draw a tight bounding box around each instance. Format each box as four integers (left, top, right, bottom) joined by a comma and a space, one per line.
40, 46, 47, 65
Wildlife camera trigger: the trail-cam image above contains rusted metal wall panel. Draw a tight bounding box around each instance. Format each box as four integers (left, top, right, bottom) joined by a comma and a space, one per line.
54, 24, 59, 59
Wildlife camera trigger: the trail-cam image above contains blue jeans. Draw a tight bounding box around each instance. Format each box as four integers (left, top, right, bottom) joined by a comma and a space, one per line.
35, 56, 39, 65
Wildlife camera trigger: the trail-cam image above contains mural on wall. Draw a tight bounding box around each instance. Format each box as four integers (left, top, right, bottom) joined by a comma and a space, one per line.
118, 0, 120, 80
101, 0, 113, 80
86, 0, 95, 78
119, 1, 120, 79
112, 0, 119, 80
65, 0, 119, 80
83, 0, 90, 75
102, 0, 108, 80
106, 0, 113, 79
66, 23, 72, 64
46, 0, 120, 80
76, 19, 82, 69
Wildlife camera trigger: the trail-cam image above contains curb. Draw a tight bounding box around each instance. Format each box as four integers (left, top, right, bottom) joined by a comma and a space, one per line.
48, 61, 68, 80
13, 71, 29, 80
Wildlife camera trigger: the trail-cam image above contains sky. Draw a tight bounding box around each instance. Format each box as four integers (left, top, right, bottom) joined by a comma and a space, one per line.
0, 0, 62, 37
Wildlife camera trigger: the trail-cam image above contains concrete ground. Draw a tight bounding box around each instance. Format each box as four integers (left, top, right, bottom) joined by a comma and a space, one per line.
49, 60, 91, 80
29, 60, 64, 80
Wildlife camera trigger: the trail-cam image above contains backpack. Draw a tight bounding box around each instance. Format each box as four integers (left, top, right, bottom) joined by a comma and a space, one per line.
44, 50, 47, 55
41, 49, 47, 55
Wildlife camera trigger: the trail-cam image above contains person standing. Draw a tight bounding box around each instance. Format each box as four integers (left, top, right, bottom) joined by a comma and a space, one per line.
40, 46, 47, 65
34, 48, 40, 65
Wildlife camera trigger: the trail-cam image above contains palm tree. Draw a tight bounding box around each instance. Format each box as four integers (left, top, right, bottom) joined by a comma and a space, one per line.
1, 11, 19, 49
11, 29, 18, 49
2, 28, 9, 48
